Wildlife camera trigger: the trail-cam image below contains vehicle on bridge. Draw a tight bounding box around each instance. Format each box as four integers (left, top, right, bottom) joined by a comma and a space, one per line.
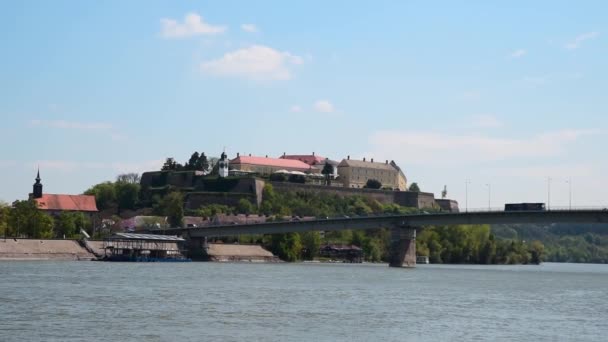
504, 203, 546, 211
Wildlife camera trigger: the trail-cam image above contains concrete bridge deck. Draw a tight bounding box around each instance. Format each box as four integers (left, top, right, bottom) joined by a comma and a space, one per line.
155, 209, 608, 268
163, 209, 608, 238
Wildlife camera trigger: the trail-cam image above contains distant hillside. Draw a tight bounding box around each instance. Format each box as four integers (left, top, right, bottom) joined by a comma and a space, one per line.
492, 224, 608, 263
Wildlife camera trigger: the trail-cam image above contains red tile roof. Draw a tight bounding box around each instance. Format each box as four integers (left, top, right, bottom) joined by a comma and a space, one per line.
280, 154, 327, 165
230, 156, 312, 171
35, 194, 98, 212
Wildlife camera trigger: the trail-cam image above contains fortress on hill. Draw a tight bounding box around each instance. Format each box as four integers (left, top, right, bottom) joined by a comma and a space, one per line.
140, 152, 459, 212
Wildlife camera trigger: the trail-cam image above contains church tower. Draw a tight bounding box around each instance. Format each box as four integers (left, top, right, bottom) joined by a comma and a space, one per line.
218, 152, 229, 178
33, 169, 43, 199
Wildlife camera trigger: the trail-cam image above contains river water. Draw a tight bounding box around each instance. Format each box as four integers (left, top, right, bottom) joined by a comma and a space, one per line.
0, 262, 607, 342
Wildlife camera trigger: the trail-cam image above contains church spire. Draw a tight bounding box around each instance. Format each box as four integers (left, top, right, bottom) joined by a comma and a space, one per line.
33, 168, 43, 198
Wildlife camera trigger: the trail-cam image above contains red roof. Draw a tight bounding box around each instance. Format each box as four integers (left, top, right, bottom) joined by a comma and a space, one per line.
35, 194, 98, 212
230, 156, 312, 171
280, 154, 326, 165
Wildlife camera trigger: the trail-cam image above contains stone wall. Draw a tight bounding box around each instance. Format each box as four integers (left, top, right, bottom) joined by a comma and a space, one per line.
140, 171, 456, 211
269, 181, 438, 209
393, 191, 436, 209
436, 199, 460, 212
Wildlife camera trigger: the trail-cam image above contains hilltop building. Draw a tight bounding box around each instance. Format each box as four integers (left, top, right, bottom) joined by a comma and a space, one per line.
280, 152, 339, 178
229, 154, 312, 176
337, 157, 408, 190
29, 170, 98, 216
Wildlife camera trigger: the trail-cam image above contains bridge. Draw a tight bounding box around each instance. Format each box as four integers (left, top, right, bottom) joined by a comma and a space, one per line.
162, 209, 608, 268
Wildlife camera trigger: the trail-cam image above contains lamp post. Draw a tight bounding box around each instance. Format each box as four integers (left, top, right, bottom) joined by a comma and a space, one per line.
485, 184, 491, 211
547, 177, 552, 210
566, 178, 572, 210
465, 179, 471, 212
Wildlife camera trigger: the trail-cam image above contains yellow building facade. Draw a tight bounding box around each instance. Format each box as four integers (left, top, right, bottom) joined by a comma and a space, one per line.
337, 158, 407, 190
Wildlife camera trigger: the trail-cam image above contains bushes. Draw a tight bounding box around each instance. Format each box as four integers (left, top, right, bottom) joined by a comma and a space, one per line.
288, 174, 306, 184
269, 173, 287, 182
364, 179, 382, 189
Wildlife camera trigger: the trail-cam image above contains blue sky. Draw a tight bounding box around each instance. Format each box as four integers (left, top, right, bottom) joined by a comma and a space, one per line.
1, 1, 607, 209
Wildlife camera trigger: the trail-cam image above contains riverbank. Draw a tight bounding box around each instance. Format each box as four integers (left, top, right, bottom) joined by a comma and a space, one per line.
0, 239, 96, 260
0, 239, 280, 262
205, 243, 279, 262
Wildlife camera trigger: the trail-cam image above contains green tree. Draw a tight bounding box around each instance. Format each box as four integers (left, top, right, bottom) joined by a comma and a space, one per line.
55, 212, 77, 238
197, 152, 210, 172
237, 198, 255, 215
116, 173, 140, 184
196, 204, 234, 218
321, 160, 333, 186
8, 200, 54, 238
269, 233, 302, 262
161, 157, 182, 171
408, 182, 421, 192
84, 182, 117, 211
364, 179, 382, 189
0, 201, 9, 238
160, 192, 184, 227
529, 240, 544, 264
363, 238, 383, 262
115, 182, 140, 211
301, 231, 321, 260
186, 152, 200, 170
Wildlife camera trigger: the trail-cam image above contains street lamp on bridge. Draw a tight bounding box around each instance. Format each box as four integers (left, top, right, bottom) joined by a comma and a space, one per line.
465, 179, 471, 213
566, 178, 572, 210
547, 177, 552, 210
485, 183, 491, 211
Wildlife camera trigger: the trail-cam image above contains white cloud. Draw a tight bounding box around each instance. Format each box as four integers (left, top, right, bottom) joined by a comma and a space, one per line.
241, 24, 258, 33
200, 45, 303, 80
565, 31, 599, 49
366, 129, 600, 165
313, 100, 335, 113
160, 12, 226, 39
509, 49, 527, 58
290, 105, 302, 113
471, 115, 503, 128
29, 119, 112, 130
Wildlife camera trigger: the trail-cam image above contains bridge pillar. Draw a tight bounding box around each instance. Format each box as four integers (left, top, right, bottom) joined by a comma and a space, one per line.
388, 227, 416, 268
185, 237, 207, 260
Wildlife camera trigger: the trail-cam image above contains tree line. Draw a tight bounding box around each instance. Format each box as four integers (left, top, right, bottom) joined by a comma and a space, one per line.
0, 200, 91, 239
161, 152, 218, 172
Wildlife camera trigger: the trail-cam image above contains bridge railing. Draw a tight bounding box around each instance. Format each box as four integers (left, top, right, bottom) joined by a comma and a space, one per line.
462, 206, 608, 213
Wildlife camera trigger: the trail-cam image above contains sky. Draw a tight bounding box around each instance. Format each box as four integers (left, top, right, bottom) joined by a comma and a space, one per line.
1, 1, 607, 209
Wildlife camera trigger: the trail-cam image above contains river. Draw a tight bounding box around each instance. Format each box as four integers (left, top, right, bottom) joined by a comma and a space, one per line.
0, 262, 606, 341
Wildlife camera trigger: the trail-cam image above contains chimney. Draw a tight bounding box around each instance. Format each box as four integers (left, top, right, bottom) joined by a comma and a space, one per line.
265, 155, 268, 158
249, 153, 251, 156
347, 155, 350, 160
363, 157, 366, 162
283, 152, 286, 156
385, 160, 388, 164
312, 152, 315, 156
371, 158, 374, 163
